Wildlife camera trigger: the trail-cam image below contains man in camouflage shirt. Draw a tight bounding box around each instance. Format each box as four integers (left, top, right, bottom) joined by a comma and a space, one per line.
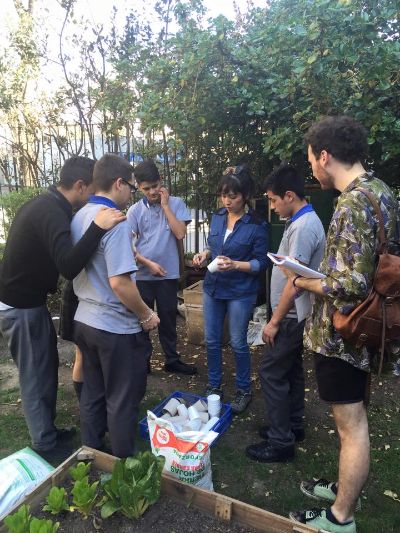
286, 116, 399, 533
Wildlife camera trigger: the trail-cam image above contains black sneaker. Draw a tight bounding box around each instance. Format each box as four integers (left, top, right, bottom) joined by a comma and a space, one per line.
259, 425, 305, 442
32, 441, 74, 465
245, 440, 295, 463
204, 384, 224, 400
164, 360, 197, 375
230, 389, 252, 414
56, 427, 77, 442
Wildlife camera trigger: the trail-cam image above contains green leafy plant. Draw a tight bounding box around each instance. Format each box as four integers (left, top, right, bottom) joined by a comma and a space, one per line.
29, 518, 59, 533
42, 487, 70, 515
68, 461, 91, 482
100, 452, 165, 520
0, 188, 44, 240
71, 478, 99, 518
4, 505, 59, 533
4, 504, 31, 533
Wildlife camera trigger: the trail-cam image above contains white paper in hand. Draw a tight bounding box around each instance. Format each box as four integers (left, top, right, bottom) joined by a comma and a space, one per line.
267, 253, 326, 279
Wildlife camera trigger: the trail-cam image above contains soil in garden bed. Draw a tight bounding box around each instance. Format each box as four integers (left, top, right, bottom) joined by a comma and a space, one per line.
31, 467, 260, 533
38, 495, 259, 533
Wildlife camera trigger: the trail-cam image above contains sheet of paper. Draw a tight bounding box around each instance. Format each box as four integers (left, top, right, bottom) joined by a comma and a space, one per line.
267, 253, 326, 279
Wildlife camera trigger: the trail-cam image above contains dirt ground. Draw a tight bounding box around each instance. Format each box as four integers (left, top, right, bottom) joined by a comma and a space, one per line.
0, 314, 397, 451
1, 314, 399, 532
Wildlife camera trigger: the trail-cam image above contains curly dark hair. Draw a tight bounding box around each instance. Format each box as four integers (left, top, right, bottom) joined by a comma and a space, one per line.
305, 116, 368, 165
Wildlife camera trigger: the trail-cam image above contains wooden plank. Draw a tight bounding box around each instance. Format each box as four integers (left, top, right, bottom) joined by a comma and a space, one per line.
160, 473, 317, 533
215, 494, 232, 521
51, 449, 81, 487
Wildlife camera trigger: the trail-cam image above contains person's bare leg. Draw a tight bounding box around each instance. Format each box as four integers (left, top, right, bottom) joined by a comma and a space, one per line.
331, 401, 369, 522
72, 345, 83, 401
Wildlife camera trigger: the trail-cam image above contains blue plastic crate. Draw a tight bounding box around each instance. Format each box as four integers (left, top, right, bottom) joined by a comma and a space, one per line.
139, 391, 232, 446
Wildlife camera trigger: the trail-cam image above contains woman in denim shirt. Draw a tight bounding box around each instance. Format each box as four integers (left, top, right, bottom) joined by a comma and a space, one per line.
193, 165, 269, 413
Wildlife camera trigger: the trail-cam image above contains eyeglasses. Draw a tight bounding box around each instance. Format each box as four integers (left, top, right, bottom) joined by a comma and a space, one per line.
120, 178, 137, 193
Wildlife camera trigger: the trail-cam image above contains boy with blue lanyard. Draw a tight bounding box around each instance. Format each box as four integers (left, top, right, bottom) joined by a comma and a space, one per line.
127, 160, 196, 375
246, 164, 325, 463
71, 154, 159, 458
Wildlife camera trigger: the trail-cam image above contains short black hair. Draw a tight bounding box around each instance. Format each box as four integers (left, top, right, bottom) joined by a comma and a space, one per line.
134, 160, 160, 184
59, 156, 95, 189
305, 115, 368, 165
263, 164, 305, 199
93, 154, 134, 191
216, 164, 255, 200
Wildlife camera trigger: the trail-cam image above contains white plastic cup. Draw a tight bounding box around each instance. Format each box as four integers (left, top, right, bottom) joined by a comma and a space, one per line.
207, 257, 222, 273
162, 397, 181, 416
207, 394, 221, 418
201, 416, 220, 434
168, 415, 187, 426
177, 403, 189, 419
160, 413, 172, 420
198, 411, 209, 423
188, 405, 200, 421
191, 399, 208, 412
183, 419, 202, 431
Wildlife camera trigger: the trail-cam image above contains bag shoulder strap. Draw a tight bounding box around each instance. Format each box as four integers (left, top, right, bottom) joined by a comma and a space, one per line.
356, 187, 387, 254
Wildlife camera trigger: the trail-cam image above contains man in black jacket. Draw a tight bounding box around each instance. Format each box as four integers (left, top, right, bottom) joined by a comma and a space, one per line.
0, 156, 125, 462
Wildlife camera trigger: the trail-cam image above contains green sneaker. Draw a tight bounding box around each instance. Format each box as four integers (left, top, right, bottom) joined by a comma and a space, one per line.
289, 508, 356, 533
300, 478, 361, 510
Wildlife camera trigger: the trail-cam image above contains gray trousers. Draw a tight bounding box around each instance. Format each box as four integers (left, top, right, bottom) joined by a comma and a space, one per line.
259, 318, 305, 448
0, 306, 59, 450
74, 322, 151, 458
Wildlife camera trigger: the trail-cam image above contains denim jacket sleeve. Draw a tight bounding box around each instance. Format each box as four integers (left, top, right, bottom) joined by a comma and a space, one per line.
248, 220, 269, 274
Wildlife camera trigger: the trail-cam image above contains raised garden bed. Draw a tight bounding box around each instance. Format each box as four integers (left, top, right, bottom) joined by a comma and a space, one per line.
0, 447, 317, 533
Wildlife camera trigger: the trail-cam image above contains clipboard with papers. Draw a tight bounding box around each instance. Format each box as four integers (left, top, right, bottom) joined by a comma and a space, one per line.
267, 252, 326, 279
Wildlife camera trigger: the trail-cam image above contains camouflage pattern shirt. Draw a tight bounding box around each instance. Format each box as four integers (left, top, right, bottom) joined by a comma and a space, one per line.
304, 173, 399, 371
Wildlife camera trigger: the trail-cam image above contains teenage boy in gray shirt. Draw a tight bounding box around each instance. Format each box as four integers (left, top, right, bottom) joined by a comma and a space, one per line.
127, 160, 197, 375
71, 154, 159, 458
246, 164, 325, 463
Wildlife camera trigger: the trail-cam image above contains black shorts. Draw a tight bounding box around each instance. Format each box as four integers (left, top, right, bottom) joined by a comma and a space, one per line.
313, 353, 370, 404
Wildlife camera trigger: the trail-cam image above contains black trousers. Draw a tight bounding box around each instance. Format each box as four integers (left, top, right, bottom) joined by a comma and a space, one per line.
74, 322, 151, 458
136, 279, 179, 364
259, 318, 305, 448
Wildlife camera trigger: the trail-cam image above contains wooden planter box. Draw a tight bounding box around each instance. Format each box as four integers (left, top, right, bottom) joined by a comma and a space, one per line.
0, 446, 317, 533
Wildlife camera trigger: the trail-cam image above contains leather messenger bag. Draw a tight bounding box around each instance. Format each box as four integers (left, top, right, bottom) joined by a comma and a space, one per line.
333, 188, 400, 376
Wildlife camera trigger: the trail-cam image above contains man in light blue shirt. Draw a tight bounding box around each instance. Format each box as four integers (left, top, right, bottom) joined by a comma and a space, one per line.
72, 154, 159, 458
127, 160, 196, 375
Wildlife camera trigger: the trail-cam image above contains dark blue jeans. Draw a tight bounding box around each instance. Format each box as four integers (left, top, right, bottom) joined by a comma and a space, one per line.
203, 292, 255, 391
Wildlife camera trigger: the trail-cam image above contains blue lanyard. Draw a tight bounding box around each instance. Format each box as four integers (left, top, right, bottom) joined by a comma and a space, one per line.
88, 195, 118, 209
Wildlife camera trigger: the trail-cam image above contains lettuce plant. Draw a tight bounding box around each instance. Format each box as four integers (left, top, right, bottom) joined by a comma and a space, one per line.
4, 505, 59, 533
42, 487, 70, 515
68, 462, 91, 482
4, 504, 31, 533
100, 452, 165, 519
71, 478, 99, 518
29, 518, 59, 533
